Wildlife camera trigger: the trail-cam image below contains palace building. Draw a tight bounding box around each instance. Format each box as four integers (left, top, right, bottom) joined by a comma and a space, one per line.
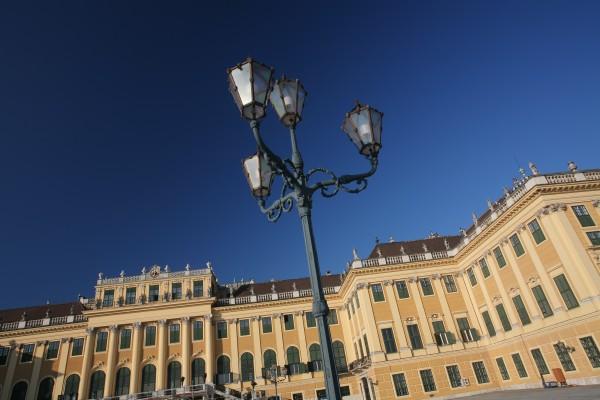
1, 164, 600, 400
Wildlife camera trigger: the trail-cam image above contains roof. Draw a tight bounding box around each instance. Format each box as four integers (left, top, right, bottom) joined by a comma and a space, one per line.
368, 235, 462, 259
216, 274, 342, 298
0, 301, 86, 324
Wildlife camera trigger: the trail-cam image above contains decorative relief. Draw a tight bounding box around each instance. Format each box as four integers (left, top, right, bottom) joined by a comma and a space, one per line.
85, 327, 95, 335
272, 313, 282, 319
294, 311, 303, 316
527, 276, 540, 286
355, 283, 367, 290
181, 316, 190, 322
168, 353, 181, 360
431, 274, 441, 280
408, 276, 418, 283
227, 319, 237, 324
492, 296, 502, 304
203, 314, 213, 320
593, 200, 600, 208
134, 321, 142, 329
158, 319, 167, 325
383, 280, 393, 286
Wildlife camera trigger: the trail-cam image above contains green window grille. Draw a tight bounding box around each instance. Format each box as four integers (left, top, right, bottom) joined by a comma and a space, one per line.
193, 320, 203, 340
510, 234, 525, 257
528, 219, 546, 244
115, 367, 130, 396
579, 336, 600, 368
193, 280, 204, 297
493, 247, 507, 268
239, 319, 250, 336
432, 320, 445, 334
479, 258, 491, 278
89, 371, 105, 399
420, 278, 434, 295
554, 343, 576, 371
363, 334, 370, 355
309, 343, 322, 365
512, 353, 528, 378
96, 332, 108, 352
443, 275, 457, 293
216, 321, 228, 339
145, 326, 156, 346
467, 267, 477, 286
305, 312, 316, 327
531, 348, 549, 375
446, 365, 462, 388
496, 303, 512, 332
263, 349, 277, 370
572, 205, 595, 227
340, 386, 351, 396
71, 338, 84, 356
333, 341, 348, 372
381, 328, 397, 353
262, 317, 272, 333
392, 373, 409, 396
169, 324, 180, 343
587, 231, 600, 246
327, 309, 338, 324
472, 361, 489, 383
119, 329, 131, 349
283, 314, 295, 330
512, 295, 531, 325
496, 357, 510, 380
46, 341, 60, 359
532, 285, 553, 318
419, 369, 436, 392
396, 280, 410, 298
553, 274, 579, 309
482, 311, 496, 337
240, 352, 254, 381
407, 324, 423, 349
141, 364, 156, 392
286, 346, 301, 363
102, 290, 114, 308
371, 284, 385, 302
456, 317, 470, 331
125, 287, 136, 305
148, 285, 159, 302
171, 283, 182, 300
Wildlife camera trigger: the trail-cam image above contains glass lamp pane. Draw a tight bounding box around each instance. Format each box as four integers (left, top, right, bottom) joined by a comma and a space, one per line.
253, 63, 272, 105
370, 109, 383, 146
243, 156, 261, 191
270, 84, 286, 118
297, 86, 306, 116
343, 115, 362, 150
356, 109, 373, 145
281, 82, 298, 114
231, 64, 252, 106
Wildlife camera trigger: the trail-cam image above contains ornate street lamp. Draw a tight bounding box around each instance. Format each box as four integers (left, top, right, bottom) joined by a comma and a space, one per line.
228, 58, 384, 400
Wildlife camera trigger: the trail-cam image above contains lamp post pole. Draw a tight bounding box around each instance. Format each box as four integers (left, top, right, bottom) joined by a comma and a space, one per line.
228, 58, 384, 400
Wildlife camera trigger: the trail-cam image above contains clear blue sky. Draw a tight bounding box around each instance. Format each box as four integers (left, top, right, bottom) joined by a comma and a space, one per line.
1, 1, 599, 309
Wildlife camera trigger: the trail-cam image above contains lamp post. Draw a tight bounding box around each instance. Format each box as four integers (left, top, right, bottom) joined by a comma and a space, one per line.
227, 58, 384, 400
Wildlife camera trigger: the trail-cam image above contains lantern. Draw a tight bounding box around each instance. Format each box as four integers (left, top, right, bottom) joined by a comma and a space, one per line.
242, 152, 274, 197
270, 77, 307, 127
342, 102, 383, 157
227, 58, 274, 120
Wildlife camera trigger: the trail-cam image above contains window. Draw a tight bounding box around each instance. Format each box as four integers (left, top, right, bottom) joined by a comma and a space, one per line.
420, 278, 434, 295
327, 309, 338, 324
446, 365, 462, 388
496, 303, 512, 332
96, 332, 108, 352
479, 258, 491, 278
419, 369, 436, 392
46, 341, 59, 359
472, 361, 490, 383
120, 328, 132, 349
467, 267, 477, 286
283, 314, 295, 330
191, 358, 205, 385
240, 352, 254, 381
0, 346, 10, 365
193, 280, 204, 297
193, 320, 203, 340
286, 346, 302, 370
512, 295, 531, 325
316, 389, 326, 400
528, 219, 546, 244
432, 320, 445, 334
263, 349, 277, 371
115, 367, 130, 396
217, 321, 228, 339
239, 319, 250, 336
512, 353, 528, 378
145, 325, 156, 346
167, 361, 182, 389
554, 274, 579, 309
262, 317, 272, 333
370, 283, 385, 302
309, 343, 322, 371
442, 275, 457, 293
292, 393, 303, 400
407, 324, 423, 349
141, 364, 156, 392
103, 290, 114, 307
396, 280, 410, 298
89, 371, 105, 399
554, 343, 576, 371
587, 231, 600, 245
572, 205, 595, 227
482, 311, 496, 337
363, 334, 370, 355
125, 287, 136, 305
531, 348, 549, 374
38, 377, 54, 400
71, 338, 84, 356
171, 283, 182, 300
333, 341, 348, 373
381, 328, 397, 353
169, 324, 180, 343
493, 247, 507, 268
63, 375, 80, 400
11, 382, 28, 400
340, 386, 351, 396
580, 336, 600, 368
216, 355, 231, 384
149, 285, 159, 302
392, 373, 409, 396
496, 357, 510, 380
532, 285, 553, 318
510, 234, 525, 257
306, 312, 316, 328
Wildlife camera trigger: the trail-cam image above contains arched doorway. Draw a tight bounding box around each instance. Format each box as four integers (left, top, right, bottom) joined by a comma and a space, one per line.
10, 382, 28, 400
141, 364, 156, 392
191, 358, 206, 385
167, 361, 182, 389
36, 378, 54, 400
63, 375, 80, 400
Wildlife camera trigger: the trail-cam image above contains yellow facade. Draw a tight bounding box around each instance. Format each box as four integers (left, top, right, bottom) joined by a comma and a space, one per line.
1, 168, 600, 400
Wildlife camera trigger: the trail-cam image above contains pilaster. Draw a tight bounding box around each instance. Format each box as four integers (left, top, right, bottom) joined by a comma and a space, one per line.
104, 325, 119, 396
407, 278, 437, 354
181, 317, 191, 386
382, 281, 411, 357
204, 315, 214, 383
157, 320, 167, 389
0, 344, 21, 400
273, 314, 286, 366
228, 319, 239, 377
251, 317, 262, 380
130, 322, 143, 393
25, 341, 47, 400
78, 328, 95, 400
356, 283, 385, 361
52, 338, 71, 399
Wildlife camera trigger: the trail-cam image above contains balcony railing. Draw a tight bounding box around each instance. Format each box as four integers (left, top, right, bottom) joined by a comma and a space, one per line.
1, 314, 87, 332
349, 355, 371, 373
215, 285, 341, 307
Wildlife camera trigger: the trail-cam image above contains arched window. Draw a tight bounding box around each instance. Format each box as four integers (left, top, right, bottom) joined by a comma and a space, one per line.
333, 341, 348, 372
63, 375, 80, 400
141, 364, 156, 393
114, 367, 130, 396
309, 343, 323, 371
36, 378, 54, 400
216, 355, 231, 384
88, 371, 105, 399
286, 346, 300, 364
167, 361, 182, 389
191, 358, 206, 385
240, 353, 254, 382
263, 349, 277, 369
10, 382, 28, 400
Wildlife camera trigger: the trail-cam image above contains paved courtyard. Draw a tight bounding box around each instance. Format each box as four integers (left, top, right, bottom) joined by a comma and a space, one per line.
460, 385, 600, 399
